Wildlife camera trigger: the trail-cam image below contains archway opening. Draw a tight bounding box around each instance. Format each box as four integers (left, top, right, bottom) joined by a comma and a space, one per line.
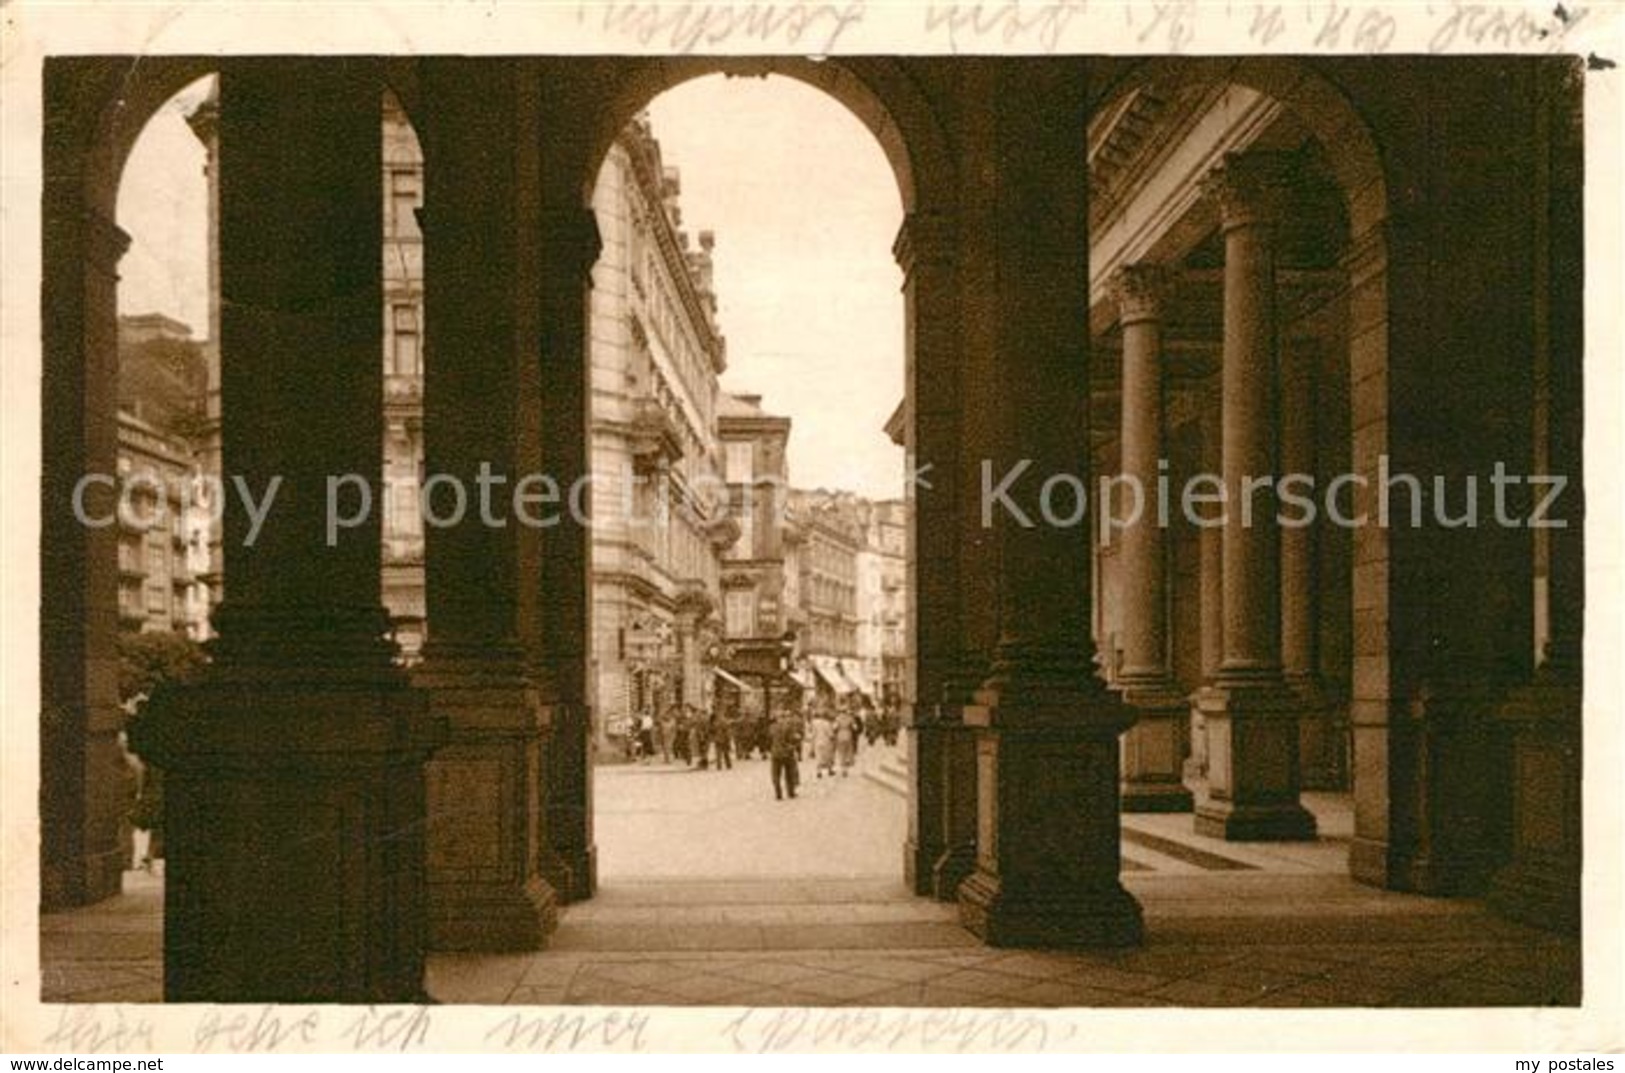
1087, 59, 1381, 888
582, 73, 914, 899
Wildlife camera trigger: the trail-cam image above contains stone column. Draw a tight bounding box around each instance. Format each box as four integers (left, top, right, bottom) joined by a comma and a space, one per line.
536, 154, 603, 903
413, 59, 559, 951
1187, 378, 1222, 782
1193, 152, 1317, 842
1278, 334, 1338, 788
1489, 57, 1582, 934
40, 91, 131, 906
130, 59, 443, 1001
1112, 265, 1193, 813
896, 209, 977, 899
957, 60, 1142, 947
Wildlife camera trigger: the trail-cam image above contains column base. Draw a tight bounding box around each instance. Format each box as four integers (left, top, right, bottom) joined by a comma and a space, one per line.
430, 876, 559, 951
931, 841, 978, 902
416, 650, 561, 951
903, 722, 947, 897
1288, 673, 1347, 791
1196, 679, 1317, 842
1488, 675, 1580, 934
543, 841, 597, 904
958, 868, 1143, 949
129, 678, 444, 1003
1194, 800, 1318, 841
1487, 858, 1580, 936
1349, 836, 1393, 888
41, 849, 127, 912
958, 661, 1142, 950
1120, 682, 1194, 813
1350, 828, 1500, 895
1183, 694, 1209, 782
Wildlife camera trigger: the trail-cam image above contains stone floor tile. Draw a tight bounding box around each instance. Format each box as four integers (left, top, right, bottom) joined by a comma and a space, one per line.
977, 951, 1092, 980
1003, 979, 1149, 1007
507, 983, 572, 1005
717, 959, 828, 986
929, 966, 1046, 999
519, 957, 584, 985
1148, 978, 1268, 1006
1186, 962, 1306, 993
781, 970, 903, 1002
913, 984, 1027, 1008
1056, 964, 1173, 994
838, 957, 958, 984
641, 973, 762, 1004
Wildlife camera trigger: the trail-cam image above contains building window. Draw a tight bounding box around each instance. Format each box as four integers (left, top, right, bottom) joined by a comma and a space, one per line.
389, 170, 421, 240
725, 590, 756, 638
725, 442, 752, 484
391, 304, 420, 376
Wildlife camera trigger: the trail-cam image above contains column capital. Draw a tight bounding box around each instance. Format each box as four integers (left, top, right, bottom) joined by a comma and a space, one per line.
1109, 263, 1173, 326
893, 209, 957, 278
1202, 151, 1301, 232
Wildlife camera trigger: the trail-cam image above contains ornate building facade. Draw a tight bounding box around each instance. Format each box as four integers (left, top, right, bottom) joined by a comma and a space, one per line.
588, 116, 736, 743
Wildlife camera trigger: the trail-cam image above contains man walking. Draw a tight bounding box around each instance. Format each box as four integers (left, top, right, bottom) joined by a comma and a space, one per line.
711, 703, 734, 770
769, 709, 802, 800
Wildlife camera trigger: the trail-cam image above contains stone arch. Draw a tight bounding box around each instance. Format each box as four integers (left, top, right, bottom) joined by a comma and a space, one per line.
1091, 55, 1402, 885
579, 57, 956, 217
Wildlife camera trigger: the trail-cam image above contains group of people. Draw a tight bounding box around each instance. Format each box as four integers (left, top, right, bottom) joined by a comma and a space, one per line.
627, 704, 743, 769
621, 697, 904, 802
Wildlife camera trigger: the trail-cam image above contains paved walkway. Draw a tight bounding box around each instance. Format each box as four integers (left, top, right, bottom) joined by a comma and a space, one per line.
37, 744, 1581, 1008
595, 741, 907, 881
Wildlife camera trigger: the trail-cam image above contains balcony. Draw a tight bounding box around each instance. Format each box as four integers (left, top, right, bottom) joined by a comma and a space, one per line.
629, 397, 684, 475
385, 375, 422, 405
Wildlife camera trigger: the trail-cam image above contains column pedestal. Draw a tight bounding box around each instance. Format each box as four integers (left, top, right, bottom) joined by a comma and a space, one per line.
959, 719, 1143, 946
1290, 674, 1345, 791
1487, 678, 1580, 933
132, 611, 444, 1002
959, 660, 1142, 948
906, 716, 979, 901
1195, 681, 1317, 841
416, 646, 558, 950
1120, 683, 1194, 813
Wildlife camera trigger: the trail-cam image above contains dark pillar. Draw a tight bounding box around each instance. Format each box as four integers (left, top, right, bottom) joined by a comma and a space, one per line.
131, 59, 443, 1002
41, 71, 131, 906
535, 91, 602, 901
957, 60, 1142, 948
414, 58, 559, 950
1489, 57, 1582, 934
897, 209, 976, 899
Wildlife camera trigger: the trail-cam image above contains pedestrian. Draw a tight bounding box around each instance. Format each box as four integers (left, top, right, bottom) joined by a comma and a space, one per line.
711, 705, 734, 770
689, 705, 711, 770
637, 711, 656, 764
659, 706, 677, 763
769, 709, 803, 800
675, 708, 691, 765
835, 709, 859, 776
810, 708, 836, 779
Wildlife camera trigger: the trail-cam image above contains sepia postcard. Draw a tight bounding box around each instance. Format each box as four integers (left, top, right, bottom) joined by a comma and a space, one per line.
2, 0, 1622, 1056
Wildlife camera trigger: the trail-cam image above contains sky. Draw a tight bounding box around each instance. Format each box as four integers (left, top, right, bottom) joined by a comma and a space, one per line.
647, 75, 906, 499
116, 72, 906, 499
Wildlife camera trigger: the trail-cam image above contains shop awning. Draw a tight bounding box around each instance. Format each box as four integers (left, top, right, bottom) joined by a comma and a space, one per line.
712, 666, 753, 691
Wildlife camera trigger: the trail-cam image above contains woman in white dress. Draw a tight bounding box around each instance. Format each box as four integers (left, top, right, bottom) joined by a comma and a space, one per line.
810, 710, 836, 778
